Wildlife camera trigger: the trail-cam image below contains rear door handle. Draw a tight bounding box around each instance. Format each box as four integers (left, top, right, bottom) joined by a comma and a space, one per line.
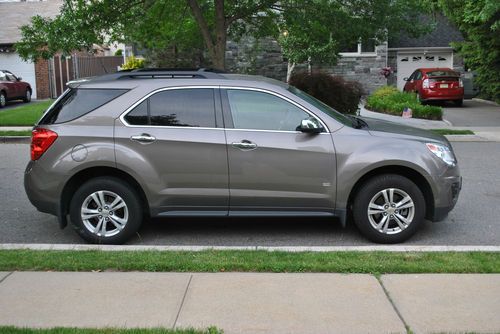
131, 134, 156, 144
232, 140, 257, 150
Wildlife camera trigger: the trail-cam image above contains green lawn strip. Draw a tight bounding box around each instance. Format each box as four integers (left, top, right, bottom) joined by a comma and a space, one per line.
0, 327, 222, 334
0, 250, 498, 273
0, 100, 53, 126
0, 130, 32, 136
430, 129, 475, 135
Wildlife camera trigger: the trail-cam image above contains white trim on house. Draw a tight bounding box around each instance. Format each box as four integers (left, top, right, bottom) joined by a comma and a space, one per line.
388, 46, 453, 52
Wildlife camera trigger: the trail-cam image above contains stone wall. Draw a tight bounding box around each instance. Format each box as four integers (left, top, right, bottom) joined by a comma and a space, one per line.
225, 38, 388, 94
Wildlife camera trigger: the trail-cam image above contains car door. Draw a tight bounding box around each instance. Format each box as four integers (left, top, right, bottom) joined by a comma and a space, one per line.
2, 72, 18, 98
221, 87, 336, 214
114, 87, 229, 215
404, 71, 417, 92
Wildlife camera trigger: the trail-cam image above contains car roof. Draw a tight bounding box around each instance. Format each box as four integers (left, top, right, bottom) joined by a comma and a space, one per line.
70, 69, 291, 92
419, 67, 457, 73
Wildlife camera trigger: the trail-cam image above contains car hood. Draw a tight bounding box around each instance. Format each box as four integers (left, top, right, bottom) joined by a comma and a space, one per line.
361, 117, 448, 144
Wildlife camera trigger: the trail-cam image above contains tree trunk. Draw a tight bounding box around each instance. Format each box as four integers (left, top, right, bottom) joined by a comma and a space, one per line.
286, 62, 296, 83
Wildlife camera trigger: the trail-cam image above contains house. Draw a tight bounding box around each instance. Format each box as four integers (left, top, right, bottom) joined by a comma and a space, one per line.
0, 0, 124, 99
0, 0, 62, 99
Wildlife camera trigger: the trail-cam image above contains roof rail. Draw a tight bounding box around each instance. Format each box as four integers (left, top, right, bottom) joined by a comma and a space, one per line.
86, 68, 226, 82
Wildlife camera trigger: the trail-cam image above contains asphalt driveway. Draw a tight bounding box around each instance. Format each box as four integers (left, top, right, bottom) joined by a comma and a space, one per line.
443, 99, 500, 126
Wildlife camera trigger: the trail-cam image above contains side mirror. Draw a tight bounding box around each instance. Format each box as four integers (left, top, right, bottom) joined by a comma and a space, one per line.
403, 77, 409, 81
17, 77, 22, 81
297, 117, 324, 134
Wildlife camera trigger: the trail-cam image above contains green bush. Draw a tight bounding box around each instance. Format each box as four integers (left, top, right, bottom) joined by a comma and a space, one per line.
365, 86, 443, 120
289, 72, 364, 115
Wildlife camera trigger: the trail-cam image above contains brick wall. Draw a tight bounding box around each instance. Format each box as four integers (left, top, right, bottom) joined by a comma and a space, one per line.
35, 58, 51, 99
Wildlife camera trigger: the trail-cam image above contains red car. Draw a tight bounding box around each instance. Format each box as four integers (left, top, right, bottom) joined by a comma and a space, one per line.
0, 70, 32, 108
403, 68, 464, 106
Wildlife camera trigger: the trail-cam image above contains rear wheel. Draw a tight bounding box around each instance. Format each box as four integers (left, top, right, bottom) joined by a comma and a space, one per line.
352, 174, 425, 243
0, 92, 6, 108
23, 89, 31, 103
69, 177, 143, 244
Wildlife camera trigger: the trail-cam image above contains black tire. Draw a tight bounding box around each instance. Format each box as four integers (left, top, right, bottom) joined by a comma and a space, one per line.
0, 91, 6, 108
69, 177, 143, 244
453, 99, 463, 107
352, 174, 425, 244
23, 89, 31, 103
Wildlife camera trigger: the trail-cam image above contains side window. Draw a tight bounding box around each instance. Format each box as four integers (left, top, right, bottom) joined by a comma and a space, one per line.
124, 100, 149, 125
149, 89, 215, 127
226, 90, 309, 131
409, 71, 417, 80
39, 88, 128, 124
0, 71, 6, 81
415, 71, 422, 80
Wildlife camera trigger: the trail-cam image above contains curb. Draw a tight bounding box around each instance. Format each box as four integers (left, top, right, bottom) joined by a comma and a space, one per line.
1, 243, 499, 252
444, 134, 490, 142
0, 136, 30, 144
472, 98, 499, 107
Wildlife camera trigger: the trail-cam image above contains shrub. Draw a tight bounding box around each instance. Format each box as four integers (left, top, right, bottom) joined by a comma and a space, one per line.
289, 72, 364, 114
365, 86, 443, 120
121, 56, 145, 70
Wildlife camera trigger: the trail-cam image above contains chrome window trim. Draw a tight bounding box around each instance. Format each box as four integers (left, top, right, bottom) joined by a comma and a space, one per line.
119, 85, 330, 133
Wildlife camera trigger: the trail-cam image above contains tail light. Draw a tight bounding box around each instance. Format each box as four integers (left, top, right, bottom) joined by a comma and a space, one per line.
459, 78, 464, 88
422, 78, 430, 89
31, 128, 58, 161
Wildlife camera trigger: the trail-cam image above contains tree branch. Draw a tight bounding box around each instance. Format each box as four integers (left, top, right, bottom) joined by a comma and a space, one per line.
186, 0, 216, 59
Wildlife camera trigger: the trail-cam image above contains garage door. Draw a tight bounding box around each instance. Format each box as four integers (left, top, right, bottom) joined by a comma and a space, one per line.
397, 52, 453, 90
0, 53, 37, 99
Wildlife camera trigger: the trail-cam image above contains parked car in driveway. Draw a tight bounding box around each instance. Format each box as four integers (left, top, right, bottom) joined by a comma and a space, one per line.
0, 70, 32, 108
403, 68, 464, 106
24, 69, 462, 244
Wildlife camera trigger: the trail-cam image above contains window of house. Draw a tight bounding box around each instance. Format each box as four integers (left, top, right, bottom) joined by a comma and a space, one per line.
340, 39, 377, 55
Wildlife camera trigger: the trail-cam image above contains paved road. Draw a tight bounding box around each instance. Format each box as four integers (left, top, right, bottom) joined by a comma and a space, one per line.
1, 142, 499, 246
443, 99, 500, 126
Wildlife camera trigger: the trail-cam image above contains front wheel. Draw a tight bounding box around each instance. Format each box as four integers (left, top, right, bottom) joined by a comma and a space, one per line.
352, 174, 425, 243
69, 177, 143, 244
0, 92, 6, 108
23, 89, 31, 103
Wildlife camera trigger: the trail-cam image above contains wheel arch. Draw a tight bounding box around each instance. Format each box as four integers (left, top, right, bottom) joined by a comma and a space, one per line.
59, 166, 150, 228
346, 165, 435, 222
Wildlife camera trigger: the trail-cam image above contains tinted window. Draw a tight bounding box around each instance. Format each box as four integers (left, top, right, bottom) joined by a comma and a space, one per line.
124, 100, 149, 125
40, 88, 127, 124
227, 90, 309, 131
427, 70, 458, 77
148, 89, 215, 127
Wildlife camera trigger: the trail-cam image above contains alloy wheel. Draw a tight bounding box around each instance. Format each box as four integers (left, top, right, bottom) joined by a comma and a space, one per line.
80, 190, 129, 237
367, 188, 415, 235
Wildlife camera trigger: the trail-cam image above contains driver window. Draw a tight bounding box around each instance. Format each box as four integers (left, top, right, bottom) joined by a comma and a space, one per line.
5, 73, 16, 81
226, 89, 309, 131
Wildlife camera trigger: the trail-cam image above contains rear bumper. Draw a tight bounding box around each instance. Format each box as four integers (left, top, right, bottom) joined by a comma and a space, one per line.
421, 88, 464, 101
24, 161, 59, 216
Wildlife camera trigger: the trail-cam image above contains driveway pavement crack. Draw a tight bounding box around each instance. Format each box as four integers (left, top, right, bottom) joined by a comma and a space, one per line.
173, 274, 193, 329
376, 275, 411, 333
0, 271, 13, 285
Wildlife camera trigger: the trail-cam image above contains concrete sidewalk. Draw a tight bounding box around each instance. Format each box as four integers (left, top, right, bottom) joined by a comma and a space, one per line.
0, 272, 498, 333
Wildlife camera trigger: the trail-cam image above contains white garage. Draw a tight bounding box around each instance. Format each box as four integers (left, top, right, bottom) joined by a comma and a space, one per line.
0, 52, 37, 99
396, 51, 453, 90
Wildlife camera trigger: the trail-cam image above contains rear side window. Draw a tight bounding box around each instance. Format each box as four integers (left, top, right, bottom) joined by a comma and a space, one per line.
39, 88, 127, 124
124, 88, 216, 128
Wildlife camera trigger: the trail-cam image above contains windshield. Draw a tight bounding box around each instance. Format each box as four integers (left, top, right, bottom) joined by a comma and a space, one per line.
287, 86, 353, 127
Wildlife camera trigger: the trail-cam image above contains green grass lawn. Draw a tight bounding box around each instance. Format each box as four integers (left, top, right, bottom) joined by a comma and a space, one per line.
430, 129, 475, 135
0, 130, 32, 136
0, 327, 222, 334
0, 100, 53, 126
0, 250, 498, 274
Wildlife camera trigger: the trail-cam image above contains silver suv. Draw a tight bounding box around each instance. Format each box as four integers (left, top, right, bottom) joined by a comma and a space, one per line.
24, 69, 461, 244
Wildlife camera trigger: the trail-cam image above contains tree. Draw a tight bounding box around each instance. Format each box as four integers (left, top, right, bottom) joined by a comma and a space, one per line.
278, 0, 433, 81
437, 0, 500, 102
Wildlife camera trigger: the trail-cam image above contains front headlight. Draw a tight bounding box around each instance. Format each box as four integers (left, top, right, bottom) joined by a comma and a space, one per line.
426, 143, 456, 166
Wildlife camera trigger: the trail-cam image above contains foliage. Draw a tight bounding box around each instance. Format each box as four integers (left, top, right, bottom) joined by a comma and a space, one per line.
16, 0, 433, 72
0, 130, 32, 137
114, 49, 123, 56
437, 0, 500, 103
430, 129, 474, 135
290, 72, 364, 114
0, 100, 53, 126
366, 86, 443, 120
0, 327, 223, 334
121, 56, 145, 70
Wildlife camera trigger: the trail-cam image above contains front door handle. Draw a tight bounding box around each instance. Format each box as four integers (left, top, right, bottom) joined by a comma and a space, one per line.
232, 140, 257, 150
131, 134, 156, 144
